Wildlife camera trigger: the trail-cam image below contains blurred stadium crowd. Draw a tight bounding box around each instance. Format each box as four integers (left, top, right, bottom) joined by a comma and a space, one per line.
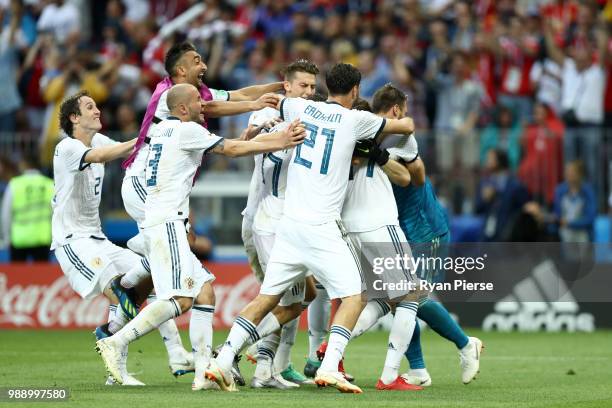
1, 0, 611, 245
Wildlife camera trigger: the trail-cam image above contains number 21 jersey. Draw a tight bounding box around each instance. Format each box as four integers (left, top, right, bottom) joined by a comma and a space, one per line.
279, 97, 385, 224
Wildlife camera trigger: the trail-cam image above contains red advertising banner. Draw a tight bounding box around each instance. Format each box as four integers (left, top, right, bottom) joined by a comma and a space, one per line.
0, 262, 259, 329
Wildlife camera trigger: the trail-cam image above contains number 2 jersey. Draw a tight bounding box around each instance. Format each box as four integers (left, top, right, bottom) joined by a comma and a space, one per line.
142, 118, 223, 228
279, 97, 385, 224
51, 134, 119, 250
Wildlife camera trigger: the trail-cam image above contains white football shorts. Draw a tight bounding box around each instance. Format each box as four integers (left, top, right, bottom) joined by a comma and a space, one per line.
350, 224, 417, 301
261, 217, 364, 300
143, 220, 214, 299
55, 237, 144, 299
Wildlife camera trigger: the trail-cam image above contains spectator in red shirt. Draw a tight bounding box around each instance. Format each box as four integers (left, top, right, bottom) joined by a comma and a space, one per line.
518, 102, 564, 206
495, 14, 539, 124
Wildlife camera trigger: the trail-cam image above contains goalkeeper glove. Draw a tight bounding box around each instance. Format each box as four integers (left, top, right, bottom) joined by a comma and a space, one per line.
353, 139, 390, 166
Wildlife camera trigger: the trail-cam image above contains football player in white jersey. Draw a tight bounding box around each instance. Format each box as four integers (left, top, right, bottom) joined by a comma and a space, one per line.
53, 91, 146, 386
337, 95, 427, 391
206, 63, 416, 394
96, 83, 305, 389
243, 60, 320, 389
120, 41, 281, 378
241, 59, 318, 284
356, 86, 483, 387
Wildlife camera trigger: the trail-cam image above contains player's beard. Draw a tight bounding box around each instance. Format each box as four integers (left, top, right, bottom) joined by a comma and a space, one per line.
190, 108, 204, 124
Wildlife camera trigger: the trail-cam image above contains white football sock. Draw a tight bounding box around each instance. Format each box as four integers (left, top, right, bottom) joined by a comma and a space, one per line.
308, 285, 331, 360
274, 316, 299, 372
108, 304, 117, 322
108, 304, 130, 334
120, 258, 151, 289
352, 300, 390, 338
254, 333, 280, 379
113, 298, 181, 348
145, 295, 186, 358
190, 304, 215, 380
410, 368, 429, 377
256, 312, 281, 339
319, 325, 351, 373
381, 301, 418, 384
216, 316, 259, 371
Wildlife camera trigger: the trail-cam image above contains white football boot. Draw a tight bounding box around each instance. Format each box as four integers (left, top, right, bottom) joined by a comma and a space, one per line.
459, 337, 483, 384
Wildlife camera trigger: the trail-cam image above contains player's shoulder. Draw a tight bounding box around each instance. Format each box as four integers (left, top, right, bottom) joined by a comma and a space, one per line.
55, 136, 83, 152
177, 120, 210, 136
249, 106, 279, 126
282, 96, 309, 108
348, 106, 375, 117
155, 89, 170, 115
158, 88, 169, 101
92, 132, 115, 146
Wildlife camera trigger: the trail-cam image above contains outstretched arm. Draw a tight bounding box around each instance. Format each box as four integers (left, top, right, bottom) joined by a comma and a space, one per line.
229, 82, 284, 101
202, 93, 280, 118
83, 139, 136, 163
212, 120, 304, 157
378, 117, 416, 140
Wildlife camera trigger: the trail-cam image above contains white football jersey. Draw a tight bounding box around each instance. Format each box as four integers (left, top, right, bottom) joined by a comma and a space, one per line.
125, 87, 230, 178
241, 106, 281, 218
254, 122, 292, 231
342, 160, 399, 232
382, 132, 419, 162
142, 118, 223, 227
241, 155, 263, 219
51, 134, 118, 250
280, 97, 385, 224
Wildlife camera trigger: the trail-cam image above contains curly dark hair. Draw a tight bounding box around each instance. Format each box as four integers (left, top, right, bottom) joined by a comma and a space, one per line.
164, 42, 197, 77
325, 63, 361, 96
282, 59, 319, 81
59, 90, 90, 137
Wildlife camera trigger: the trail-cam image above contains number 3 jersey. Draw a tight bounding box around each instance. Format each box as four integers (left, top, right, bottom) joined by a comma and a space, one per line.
142, 118, 223, 228
51, 134, 119, 250
279, 97, 385, 224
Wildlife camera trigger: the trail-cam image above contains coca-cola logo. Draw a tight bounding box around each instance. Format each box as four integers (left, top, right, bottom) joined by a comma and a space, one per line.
0, 270, 261, 329
0, 273, 108, 328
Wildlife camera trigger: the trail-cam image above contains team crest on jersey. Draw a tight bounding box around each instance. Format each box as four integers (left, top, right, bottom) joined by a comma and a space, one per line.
91, 257, 103, 268
184, 277, 195, 290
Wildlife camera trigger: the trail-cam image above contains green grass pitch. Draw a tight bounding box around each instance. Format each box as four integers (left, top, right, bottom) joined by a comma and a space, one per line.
1, 329, 611, 407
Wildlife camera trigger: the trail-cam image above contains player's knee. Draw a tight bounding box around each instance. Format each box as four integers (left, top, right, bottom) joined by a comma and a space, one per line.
404, 287, 427, 303
271, 303, 301, 324
257, 294, 281, 309
341, 293, 366, 309
195, 282, 215, 306
173, 296, 193, 313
